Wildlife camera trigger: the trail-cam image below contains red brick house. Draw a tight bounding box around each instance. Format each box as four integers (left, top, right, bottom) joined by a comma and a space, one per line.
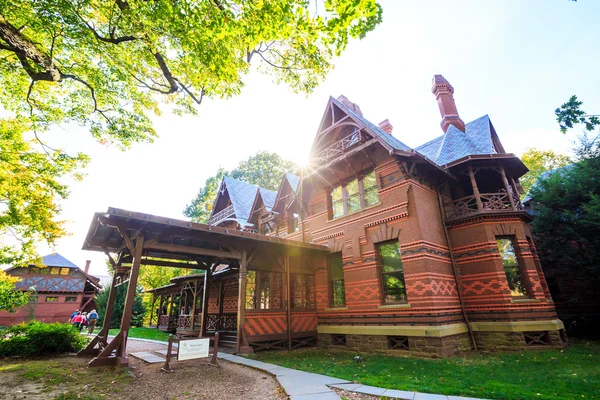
0, 253, 101, 326
187, 74, 565, 356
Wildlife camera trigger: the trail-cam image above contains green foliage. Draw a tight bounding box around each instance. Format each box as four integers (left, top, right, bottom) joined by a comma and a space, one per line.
95, 282, 146, 329
0, 0, 382, 147
184, 151, 297, 223
0, 0, 380, 263
254, 342, 600, 400
0, 270, 31, 312
556, 95, 600, 134
530, 135, 600, 283
0, 119, 88, 265
520, 148, 571, 196
0, 321, 87, 357
94, 326, 171, 342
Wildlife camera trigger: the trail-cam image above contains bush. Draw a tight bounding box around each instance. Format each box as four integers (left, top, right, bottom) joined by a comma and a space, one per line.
0, 321, 87, 357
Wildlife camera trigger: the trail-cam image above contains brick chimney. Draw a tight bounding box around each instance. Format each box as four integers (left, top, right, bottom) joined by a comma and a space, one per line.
378, 119, 393, 134
84, 260, 91, 274
431, 75, 465, 132
337, 95, 363, 116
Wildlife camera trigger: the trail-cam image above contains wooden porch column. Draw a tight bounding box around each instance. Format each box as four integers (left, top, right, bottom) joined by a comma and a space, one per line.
468, 165, 484, 212
157, 294, 164, 329
149, 294, 157, 327
285, 255, 292, 351
115, 233, 145, 366
190, 281, 198, 329
499, 165, 516, 210
236, 250, 253, 354
199, 267, 212, 338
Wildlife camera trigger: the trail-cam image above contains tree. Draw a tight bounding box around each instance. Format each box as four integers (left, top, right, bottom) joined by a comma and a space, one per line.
0, 270, 31, 313
0, 0, 381, 263
184, 151, 297, 223
95, 281, 146, 329
0, 0, 382, 146
520, 148, 571, 196
529, 135, 600, 284
556, 95, 600, 134
0, 119, 88, 265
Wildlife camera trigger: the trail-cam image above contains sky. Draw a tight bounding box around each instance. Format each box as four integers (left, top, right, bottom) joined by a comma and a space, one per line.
18, 0, 600, 277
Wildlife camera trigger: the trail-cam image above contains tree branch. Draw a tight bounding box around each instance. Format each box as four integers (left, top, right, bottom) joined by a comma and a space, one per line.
74, 9, 138, 44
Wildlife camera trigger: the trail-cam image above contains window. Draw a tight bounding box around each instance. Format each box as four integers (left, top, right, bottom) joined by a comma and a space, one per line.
377, 240, 407, 304
388, 336, 409, 351
245, 270, 283, 310
288, 212, 300, 234
60, 268, 70, 275
330, 170, 379, 219
65, 296, 78, 302
291, 274, 316, 309
328, 253, 346, 307
332, 334, 347, 346
496, 237, 527, 297
45, 296, 58, 302
50, 267, 61, 275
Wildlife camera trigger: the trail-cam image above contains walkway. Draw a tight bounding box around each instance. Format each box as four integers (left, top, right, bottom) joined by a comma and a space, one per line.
217, 352, 487, 400
121, 337, 486, 400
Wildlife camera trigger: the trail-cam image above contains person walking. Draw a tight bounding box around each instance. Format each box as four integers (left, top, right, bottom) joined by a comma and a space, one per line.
69, 309, 79, 323
81, 312, 88, 331
87, 309, 98, 334
71, 312, 84, 331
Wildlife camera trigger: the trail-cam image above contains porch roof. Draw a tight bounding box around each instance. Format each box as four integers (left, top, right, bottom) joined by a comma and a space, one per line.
83, 207, 328, 267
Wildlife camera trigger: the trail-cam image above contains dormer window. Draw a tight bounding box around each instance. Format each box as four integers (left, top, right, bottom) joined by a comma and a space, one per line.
329, 170, 379, 219
288, 212, 300, 233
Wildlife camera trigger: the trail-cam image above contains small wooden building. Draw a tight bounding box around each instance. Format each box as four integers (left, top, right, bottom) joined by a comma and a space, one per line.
0, 253, 101, 325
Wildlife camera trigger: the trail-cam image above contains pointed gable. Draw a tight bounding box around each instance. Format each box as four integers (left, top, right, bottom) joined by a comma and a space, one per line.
272, 173, 300, 213
210, 176, 260, 227
40, 253, 79, 268
248, 187, 278, 225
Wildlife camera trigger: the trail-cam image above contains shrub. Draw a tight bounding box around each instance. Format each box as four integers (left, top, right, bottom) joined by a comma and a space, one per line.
0, 321, 87, 357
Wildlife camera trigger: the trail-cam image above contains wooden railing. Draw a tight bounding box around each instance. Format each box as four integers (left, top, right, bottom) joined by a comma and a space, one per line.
177, 314, 200, 329
311, 130, 365, 163
209, 204, 235, 226
445, 191, 523, 220
206, 313, 237, 331
159, 315, 176, 328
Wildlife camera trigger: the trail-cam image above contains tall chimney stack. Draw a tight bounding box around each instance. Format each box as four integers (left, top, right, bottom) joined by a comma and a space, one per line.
431, 75, 465, 133
337, 95, 363, 116
378, 119, 393, 134
84, 260, 91, 274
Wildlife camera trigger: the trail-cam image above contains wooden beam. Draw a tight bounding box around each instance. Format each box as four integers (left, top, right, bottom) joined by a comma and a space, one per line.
140, 258, 206, 269
236, 250, 253, 354
145, 242, 240, 259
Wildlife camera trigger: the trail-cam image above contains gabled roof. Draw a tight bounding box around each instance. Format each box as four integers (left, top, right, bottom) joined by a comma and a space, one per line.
40, 253, 79, 268
285, 173, 300, 192
273, 173, 301, 213
248, 186, 278, 225
330, 97, 412, 152
259, 187, 277, 211
415, 115, 497, 166
220, 176, 260, 227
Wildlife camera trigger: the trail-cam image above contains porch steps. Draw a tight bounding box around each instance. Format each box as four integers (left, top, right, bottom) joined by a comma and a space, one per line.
209, 330, 237, 348
129, 351, 166, 364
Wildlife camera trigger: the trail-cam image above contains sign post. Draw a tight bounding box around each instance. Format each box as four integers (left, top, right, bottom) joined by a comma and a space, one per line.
161, 332, 219, 372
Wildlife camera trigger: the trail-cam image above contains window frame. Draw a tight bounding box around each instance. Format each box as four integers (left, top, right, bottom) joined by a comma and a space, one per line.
245, 269, 284, 311
287, 212, 300, 234
65, 296, 78, 303
290, 273, 316, 310
329, 170, 379, 219
496, 236, 529, 298
376, 240, 408, 305
327, 253, 346, 308
45, 296, 59, 302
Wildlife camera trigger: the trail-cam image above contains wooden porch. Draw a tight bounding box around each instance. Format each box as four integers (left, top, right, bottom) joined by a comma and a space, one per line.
78, 207, 328, 368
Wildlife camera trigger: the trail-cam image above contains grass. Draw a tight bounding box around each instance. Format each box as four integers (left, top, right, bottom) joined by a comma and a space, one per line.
0, 357, 133, 399
93, 326, 171, 342
252, 341, 600, 400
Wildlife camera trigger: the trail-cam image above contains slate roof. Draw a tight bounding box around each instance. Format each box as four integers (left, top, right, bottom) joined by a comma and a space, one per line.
40, 253, 79, 268
285, 173, 300, 192
331, 97, 412, 152
522, 164, 574, 204
222, 176, 260, 227
259, 187, 277, 212
415, 115, 496, 166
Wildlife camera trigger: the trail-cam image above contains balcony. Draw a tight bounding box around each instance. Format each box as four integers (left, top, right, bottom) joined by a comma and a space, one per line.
209, 204, 235, 226
445, 190, 523, 221
311, 130, 366, 164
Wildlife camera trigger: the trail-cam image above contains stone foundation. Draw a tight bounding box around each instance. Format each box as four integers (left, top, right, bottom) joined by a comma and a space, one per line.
318, 332, 471, 358
474, 329, 567, 351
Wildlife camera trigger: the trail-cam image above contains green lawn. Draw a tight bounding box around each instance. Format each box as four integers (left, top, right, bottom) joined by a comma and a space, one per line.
93, 326, 171, 342
253, 341, 599, 400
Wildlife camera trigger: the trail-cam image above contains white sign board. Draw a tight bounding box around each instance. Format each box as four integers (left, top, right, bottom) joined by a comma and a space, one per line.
177, 338, 210, 361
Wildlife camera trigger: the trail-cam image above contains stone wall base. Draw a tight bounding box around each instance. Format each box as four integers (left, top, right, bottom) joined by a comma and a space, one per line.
474, 329, 567, 351
318, 328, 567, 357
318, 332, 471, 358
